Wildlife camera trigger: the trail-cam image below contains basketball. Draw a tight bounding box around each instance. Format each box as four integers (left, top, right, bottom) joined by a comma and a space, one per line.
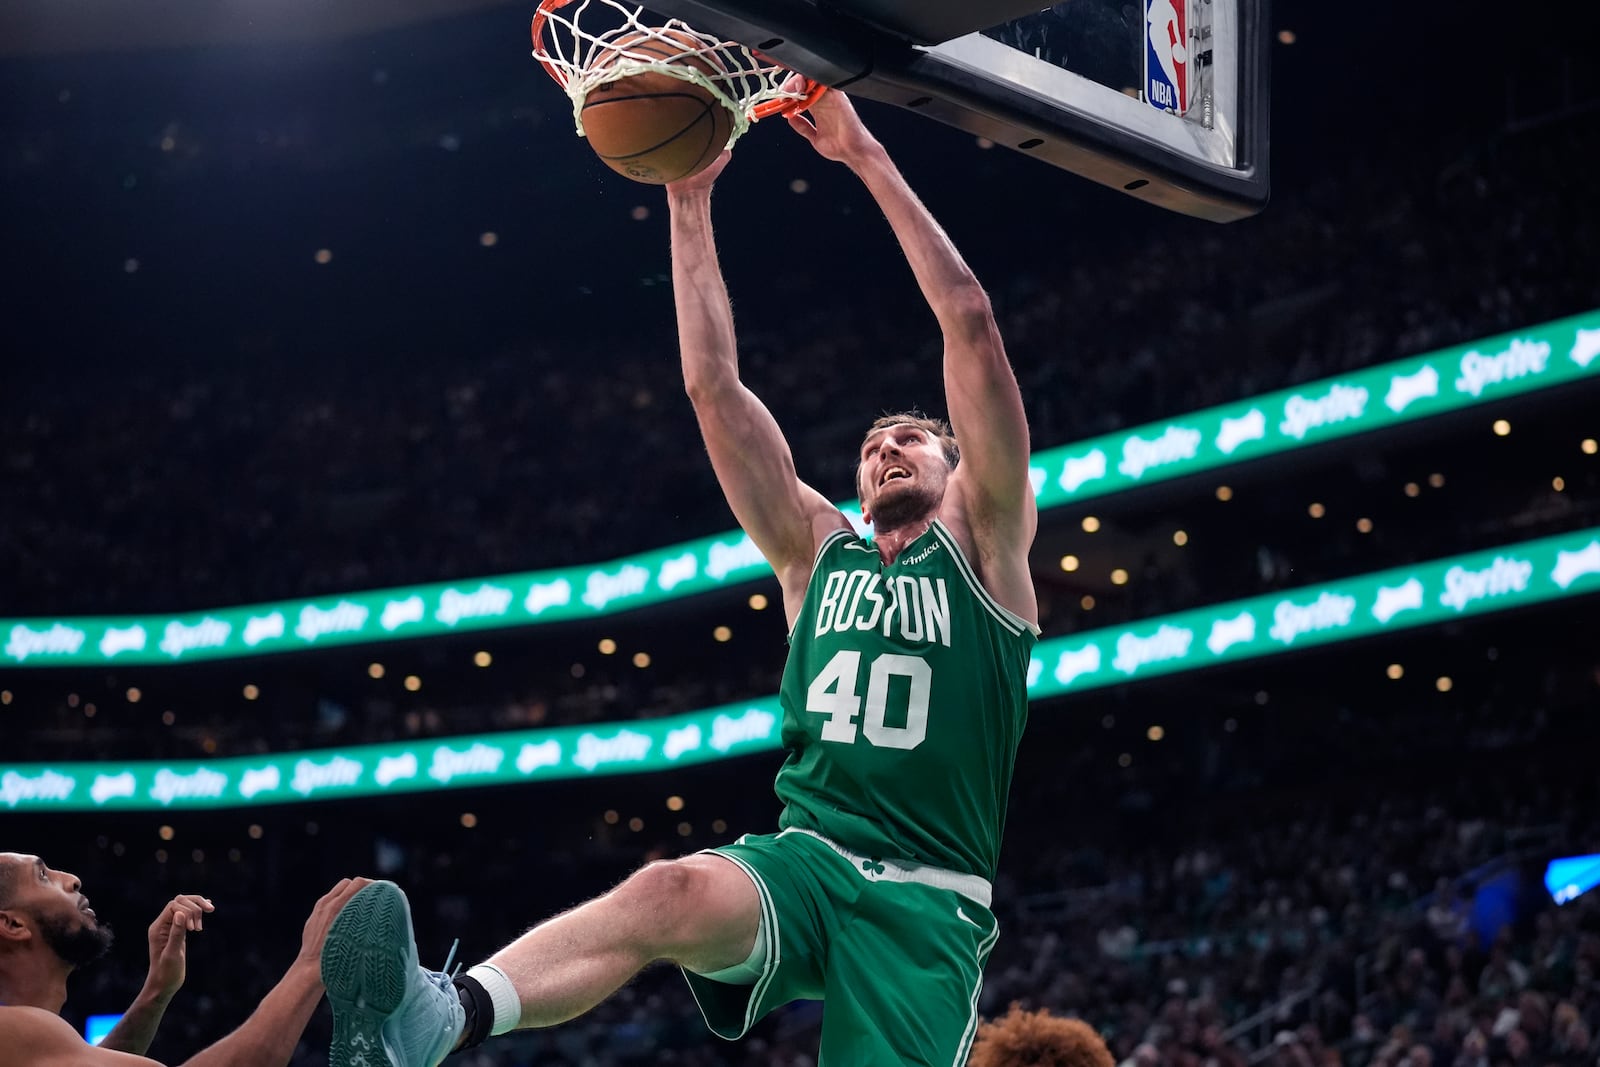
579, 29, 735, 185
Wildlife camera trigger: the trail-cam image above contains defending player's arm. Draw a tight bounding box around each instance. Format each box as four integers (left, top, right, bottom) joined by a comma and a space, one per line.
0, 973, 319, 1067
99, 987, 175, 1058
99, 895, 214, 1056
2, 878, 368, 1067
788, 94, 1037, 617
666, 153, 850, 621
169, 954, 324, 1067
174, 877, 368, 1067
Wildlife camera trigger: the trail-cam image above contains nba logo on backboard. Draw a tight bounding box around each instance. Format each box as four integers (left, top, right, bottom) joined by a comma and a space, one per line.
1144, 0, 1189, 114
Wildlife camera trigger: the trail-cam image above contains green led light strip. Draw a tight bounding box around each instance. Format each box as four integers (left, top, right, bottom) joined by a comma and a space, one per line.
1030, 310, 1598, 509
3, 526, 1596, 811
4, 310, 1597, 669
1024, 526, 1600, 697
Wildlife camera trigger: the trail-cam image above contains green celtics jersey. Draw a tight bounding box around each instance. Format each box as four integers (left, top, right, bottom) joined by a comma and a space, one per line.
774, 519, 1037, 881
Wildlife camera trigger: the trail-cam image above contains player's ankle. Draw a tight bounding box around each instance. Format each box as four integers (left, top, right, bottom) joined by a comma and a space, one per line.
453, 975, 492, 1051
453, 963, 521, 1050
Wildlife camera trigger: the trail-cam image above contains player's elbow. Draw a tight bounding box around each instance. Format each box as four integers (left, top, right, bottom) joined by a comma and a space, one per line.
949, 281, 993, 318
943, 284, 997, 337
684, 373, 733, 409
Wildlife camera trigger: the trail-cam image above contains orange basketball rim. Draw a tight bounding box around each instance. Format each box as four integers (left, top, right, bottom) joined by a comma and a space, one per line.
531, 0, 826, 126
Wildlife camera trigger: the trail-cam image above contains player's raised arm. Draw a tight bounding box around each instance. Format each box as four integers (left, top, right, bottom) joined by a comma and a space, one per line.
787, 92, 1037, 616
666, 153, 850, 622
1, 880, 362, 1067
98, 894, 215, 1056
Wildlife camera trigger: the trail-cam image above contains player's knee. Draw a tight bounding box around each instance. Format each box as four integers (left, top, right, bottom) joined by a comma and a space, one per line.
626, 858, 697, 904
617, 857, 742, 953
619, 859, 705, 947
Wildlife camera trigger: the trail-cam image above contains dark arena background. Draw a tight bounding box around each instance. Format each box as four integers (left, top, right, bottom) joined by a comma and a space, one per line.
4, 1, 1600, 1065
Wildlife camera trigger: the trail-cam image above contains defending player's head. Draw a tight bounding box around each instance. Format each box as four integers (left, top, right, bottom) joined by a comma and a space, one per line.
856, 411, 960, 531
0, 852, 114, 971
968, 1004, 1115, 1067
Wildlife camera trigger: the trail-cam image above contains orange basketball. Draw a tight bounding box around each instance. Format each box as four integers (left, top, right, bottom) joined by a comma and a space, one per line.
579, 29, 735, 185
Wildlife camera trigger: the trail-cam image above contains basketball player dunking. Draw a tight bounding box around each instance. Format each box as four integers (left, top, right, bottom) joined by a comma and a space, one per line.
320, 87, 1039, 1067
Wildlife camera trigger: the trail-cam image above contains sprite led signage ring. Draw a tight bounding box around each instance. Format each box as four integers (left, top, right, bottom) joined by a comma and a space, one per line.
4, 527, 1596, 811
2, 310, 1596, 669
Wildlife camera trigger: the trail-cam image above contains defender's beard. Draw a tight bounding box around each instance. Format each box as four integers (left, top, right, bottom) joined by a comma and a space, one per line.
37, 911, 114, 968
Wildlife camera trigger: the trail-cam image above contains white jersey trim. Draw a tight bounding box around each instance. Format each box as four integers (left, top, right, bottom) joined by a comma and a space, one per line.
779, 827, 994, 908
788, 528, 857, 643
929, 520, 1041, 637
952, 921, 1003, 1066
812, 526, 854, 570
681, 844, 782, 1040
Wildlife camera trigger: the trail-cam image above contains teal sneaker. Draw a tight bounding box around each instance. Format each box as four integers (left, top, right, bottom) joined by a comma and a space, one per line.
322, 880, 466, 1067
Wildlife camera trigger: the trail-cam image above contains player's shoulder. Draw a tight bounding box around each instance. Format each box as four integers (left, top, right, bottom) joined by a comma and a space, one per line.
942, 469, 1035, 556
780, 486, 855, 571
0, 1005, 160, 1066
0, 1004, 82, 1052
777, 508, 858, 627
813, 520, 860, 554
935, 482, 1040, 629
0, 1003, 75, 1031
933, 486, 996, 562
798, 507, 858, 569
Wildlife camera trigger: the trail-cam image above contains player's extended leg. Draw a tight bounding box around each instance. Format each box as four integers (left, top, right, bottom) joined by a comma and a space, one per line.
816, 881, 1000, 1067
321, 854, 760, 1067
482, 852, 760, 1027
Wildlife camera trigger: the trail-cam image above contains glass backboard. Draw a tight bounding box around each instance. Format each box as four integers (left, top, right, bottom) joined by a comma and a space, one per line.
643, 0, 1270, 221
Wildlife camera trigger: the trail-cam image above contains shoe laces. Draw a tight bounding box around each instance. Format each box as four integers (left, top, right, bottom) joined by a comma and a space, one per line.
424, 939, 463, 994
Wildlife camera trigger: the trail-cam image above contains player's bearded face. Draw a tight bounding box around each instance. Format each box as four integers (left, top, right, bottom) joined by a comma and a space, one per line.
35, 906, 114, 967
860, 441, 949, 530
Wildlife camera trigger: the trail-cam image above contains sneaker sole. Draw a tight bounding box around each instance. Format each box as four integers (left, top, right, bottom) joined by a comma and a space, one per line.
323, 880, 415, 1067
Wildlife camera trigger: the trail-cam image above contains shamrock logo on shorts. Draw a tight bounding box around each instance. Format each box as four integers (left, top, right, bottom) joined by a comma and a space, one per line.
862, 858, 885, 876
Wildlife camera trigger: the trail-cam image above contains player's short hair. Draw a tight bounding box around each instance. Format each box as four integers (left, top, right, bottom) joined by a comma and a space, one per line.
967, 1005, 1115, 1067
862, 411, 960, 468
0, 856, 25, 910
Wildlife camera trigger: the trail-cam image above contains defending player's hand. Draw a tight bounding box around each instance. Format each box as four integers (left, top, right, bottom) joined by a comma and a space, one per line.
666, 149, 731, 198
143, 893, 214, 999
783, 81, 878, 164
296, 877, 374, 969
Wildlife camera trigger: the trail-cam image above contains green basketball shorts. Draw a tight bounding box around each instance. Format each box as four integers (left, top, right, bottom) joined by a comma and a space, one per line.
680, 828, 1000, 1066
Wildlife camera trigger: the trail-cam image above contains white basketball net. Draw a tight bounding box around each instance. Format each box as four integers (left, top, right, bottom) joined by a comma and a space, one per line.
533, 0, 815, 146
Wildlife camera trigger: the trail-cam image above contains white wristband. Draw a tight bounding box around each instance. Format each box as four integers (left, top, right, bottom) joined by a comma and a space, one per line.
463, 962, 521, 1037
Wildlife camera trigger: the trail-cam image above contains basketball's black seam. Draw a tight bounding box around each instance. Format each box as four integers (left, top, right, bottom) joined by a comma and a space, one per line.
660, 107, 715, 183
661, 99, 717, 181
591, 97, 717, 163
673, 102, 721, 183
